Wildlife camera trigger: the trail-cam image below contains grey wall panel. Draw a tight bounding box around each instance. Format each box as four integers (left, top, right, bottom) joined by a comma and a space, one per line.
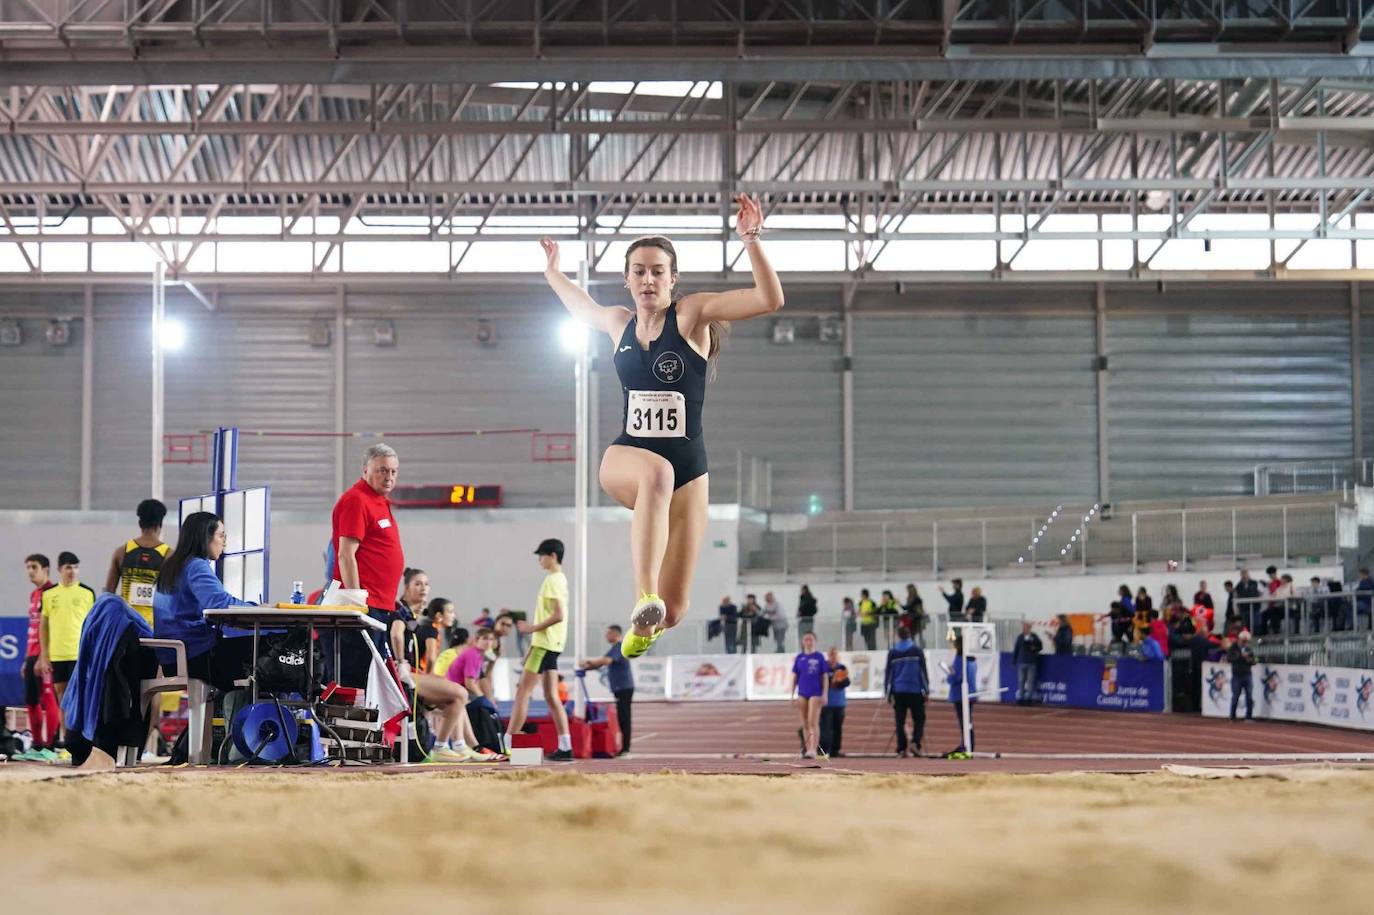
1108, 286, 1352, 500
163, 305, 337, 511
703, 305, 844, 513
852, 310, 1099, 509
0, 307, 84, 508
91, 292, 337, 512
91, 313, 154, 510
343, 304, 577, 508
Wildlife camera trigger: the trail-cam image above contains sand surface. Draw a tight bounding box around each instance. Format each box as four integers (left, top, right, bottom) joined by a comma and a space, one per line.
3, 766, 1373, 914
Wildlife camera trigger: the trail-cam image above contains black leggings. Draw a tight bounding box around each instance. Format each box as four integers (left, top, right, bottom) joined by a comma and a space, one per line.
893, 693, 926, 753
182, 636, 258, 692
614, 688, 634, 752
820, 706, 846, 756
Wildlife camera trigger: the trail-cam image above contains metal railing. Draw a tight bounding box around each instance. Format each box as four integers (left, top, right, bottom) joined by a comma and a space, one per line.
751, 502, 1342, 577
1233, 590, 1374, 639
1253, 459, 1374, 496
712, 450, 773, 510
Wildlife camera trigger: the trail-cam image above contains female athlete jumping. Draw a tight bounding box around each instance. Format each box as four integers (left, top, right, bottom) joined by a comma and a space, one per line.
539, 194, 784, 656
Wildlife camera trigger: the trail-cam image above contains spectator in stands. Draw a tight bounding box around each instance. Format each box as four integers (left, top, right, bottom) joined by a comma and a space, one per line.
1354, 567, 1374, 631
1053, 614, 1074, 654
472, 607, 494, 629
885, 625, 928, 758
1132, 599, 1153, 645
1222, 580, 1236, 629
1191, 601, 1214, 635
579, 625, 634, 756
1012, 621, 1043, 706
1234, 569, 1262, 632
1108, 601, 1132, 643
946, 634, 977, 755
1265, 573, 1295, 635
857, 588, 878, 650
1307, 576, 1328, 631
902, 584, 927, 646
1194, 580, 1213, 610
796, 585, 818, 640
718, 595, 739, 654
840, 596, 856, 651
790, 631, 829, 759
1225, 631, 1256, 721
1135, 586, 1153, 614
739, 593, 761, 652
1148, 617, 1170, 659
940, 579, 965, 621
820, 646, 850, 758
1175, 622, 1217, 712
1139, 630, 1165, 660
877, 589, 900, 645
965, 586, 988, 623
763, 591, 787, 653
1116, 585, 1134, 614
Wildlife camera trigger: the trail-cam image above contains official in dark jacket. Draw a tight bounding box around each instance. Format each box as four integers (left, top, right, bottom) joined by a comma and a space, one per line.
884, 626, 929, 758
1226, 632, 1256, 721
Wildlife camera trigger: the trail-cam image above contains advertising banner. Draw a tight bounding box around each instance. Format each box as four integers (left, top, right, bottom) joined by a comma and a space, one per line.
1009, 654, 1166, 713
746, 651, 888, 700
1201, 661, 1374, 732
665, 654, 748, 701
0, 617, 26, 708
564, 655, 669, 702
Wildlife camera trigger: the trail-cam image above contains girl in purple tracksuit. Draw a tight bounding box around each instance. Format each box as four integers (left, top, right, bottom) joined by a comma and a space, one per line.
790, 630, 830, 759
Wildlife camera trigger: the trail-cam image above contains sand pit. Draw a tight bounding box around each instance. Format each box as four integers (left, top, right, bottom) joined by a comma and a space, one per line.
3, 766, 1373, 914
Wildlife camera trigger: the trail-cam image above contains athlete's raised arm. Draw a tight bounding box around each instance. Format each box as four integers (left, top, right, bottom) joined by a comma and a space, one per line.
540, 237, 631, 342
680, 195, 785, 326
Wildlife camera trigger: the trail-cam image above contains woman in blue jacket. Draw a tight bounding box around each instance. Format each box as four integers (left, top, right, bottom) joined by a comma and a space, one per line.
946, 634, 978, 754
153, 512, 257, 690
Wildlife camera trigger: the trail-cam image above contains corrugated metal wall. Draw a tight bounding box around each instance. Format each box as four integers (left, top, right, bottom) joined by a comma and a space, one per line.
344, 293, 577, 508
0, 293, 84, 508
1107, 284, 1354, 500
852, 289, 1100, 509
0, 282, 1367, 512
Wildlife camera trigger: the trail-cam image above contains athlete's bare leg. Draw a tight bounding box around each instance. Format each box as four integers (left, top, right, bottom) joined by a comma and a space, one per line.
599, 444, 673, 601
655, 475, 709, 630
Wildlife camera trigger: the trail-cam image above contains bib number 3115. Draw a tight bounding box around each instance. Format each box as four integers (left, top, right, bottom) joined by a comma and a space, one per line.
627, 390, 686, 438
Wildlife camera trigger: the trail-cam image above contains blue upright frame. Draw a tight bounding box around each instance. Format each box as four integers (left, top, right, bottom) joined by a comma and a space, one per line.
179, 426, 272, 602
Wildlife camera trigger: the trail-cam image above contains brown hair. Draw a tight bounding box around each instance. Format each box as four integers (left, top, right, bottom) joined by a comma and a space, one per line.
625, 235, 728, 379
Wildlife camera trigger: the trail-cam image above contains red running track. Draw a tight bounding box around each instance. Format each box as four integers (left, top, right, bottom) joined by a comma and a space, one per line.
587, 700, 1374, 774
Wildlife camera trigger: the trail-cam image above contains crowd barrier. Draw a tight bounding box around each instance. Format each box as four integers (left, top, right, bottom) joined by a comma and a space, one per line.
1201, 660, 1374, 732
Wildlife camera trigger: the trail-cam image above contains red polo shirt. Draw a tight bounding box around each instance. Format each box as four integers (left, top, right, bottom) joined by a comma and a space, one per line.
331, 478, 404, 610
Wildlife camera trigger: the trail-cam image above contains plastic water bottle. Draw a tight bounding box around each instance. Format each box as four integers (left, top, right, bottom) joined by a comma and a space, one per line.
291, 580, 305, 604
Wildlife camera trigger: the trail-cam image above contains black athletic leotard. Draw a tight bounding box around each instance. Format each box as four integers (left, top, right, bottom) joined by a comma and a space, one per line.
611, 302, 709, 489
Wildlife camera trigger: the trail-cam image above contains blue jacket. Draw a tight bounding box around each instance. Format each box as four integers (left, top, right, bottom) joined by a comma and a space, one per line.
152, 557, 253, 663
61, 594, 151, 742
884, 639, 929, 696
1140, 637, 1165, 661
947, 654, 978, 704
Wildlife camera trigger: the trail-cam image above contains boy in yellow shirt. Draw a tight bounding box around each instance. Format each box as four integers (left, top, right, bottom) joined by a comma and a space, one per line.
503, 538, 573, 761
36, 551, 97, 740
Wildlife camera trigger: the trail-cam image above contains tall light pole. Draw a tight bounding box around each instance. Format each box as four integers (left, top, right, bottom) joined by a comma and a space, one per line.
151, 262, 165, 501
559, 261, 592, 684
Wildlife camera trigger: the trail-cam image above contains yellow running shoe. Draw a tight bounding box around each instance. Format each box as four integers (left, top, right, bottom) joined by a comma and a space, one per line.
623, 593, 667, 658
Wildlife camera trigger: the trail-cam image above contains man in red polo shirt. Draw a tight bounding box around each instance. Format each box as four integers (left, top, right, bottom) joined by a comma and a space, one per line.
331, 443, 405, 685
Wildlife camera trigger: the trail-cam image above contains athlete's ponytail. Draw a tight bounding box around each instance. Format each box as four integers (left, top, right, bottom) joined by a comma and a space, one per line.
706, 320, 729, 382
